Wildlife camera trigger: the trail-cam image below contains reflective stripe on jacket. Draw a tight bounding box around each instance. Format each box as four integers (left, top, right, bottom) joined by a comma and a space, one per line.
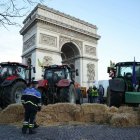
21, 88, 41, 107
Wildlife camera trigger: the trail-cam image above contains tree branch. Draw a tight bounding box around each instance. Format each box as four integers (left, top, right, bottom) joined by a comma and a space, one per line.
0, 0, 44, 28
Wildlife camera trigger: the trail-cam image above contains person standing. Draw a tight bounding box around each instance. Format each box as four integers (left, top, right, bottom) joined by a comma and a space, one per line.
92, 85, 98, 103
98, 84, 104, 104
21, 81, 42, 134
87, 86, 93, 103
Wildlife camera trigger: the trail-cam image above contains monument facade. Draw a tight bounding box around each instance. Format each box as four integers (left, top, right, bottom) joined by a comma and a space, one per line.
20, 4, 100, 87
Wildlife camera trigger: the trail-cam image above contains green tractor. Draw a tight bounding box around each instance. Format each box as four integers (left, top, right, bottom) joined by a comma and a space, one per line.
107, 61, 140, 107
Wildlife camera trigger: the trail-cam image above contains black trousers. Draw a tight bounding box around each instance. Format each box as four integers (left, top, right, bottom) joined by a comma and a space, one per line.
24, 104, 37, 125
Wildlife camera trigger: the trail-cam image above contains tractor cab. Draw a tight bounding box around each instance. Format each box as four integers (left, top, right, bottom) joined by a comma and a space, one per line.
108, 62, 140, 91
107, 61, 140, 107
0, 62, 28, 85
43, 65, 73, 84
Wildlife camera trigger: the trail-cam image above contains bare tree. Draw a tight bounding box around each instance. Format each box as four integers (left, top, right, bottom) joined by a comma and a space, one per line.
0, 0, 44, 28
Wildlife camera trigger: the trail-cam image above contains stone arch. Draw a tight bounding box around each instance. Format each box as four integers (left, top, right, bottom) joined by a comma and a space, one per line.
20, 4, 100, 87
61, 42, 80, 64
61, 42, 80, 80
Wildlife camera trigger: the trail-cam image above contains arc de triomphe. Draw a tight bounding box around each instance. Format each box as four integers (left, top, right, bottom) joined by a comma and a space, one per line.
20, 4, 100, 87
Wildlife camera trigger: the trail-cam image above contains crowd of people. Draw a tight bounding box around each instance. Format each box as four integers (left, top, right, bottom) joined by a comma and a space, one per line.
87, 84, 105, 104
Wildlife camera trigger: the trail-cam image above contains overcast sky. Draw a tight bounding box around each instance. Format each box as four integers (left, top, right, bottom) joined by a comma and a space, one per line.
0, 0, 140, 80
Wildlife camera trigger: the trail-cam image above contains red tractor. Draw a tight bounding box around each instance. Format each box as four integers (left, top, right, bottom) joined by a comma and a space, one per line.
38, 64, 83, 105
0, 61, 34, 108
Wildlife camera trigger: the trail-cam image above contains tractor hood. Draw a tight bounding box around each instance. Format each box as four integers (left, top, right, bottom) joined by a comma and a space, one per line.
56, 79, 71, 87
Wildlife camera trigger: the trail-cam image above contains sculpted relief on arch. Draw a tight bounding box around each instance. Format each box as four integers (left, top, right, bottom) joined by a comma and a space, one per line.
38, 56, 53, 68
85, 45, 96, 56
87, 63, 95, 81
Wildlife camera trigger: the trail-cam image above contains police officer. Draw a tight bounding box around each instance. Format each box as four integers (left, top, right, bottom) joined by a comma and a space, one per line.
21, 81, 41, 134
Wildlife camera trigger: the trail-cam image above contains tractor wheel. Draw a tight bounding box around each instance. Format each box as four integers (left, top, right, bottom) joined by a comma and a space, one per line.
59, 84, 76, 103
38, 88, 48, 105
2, 82, 26, 108
68, 84, 76, 103
77, 94, 83, 104
76, 88, 83, 104
0, 88, 5, 109
107, 86, 122, 107
0, 98, 2, 108
107, 87, 111, 106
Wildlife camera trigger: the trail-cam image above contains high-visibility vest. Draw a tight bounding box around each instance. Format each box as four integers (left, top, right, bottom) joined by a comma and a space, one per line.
92, 89, 98, 97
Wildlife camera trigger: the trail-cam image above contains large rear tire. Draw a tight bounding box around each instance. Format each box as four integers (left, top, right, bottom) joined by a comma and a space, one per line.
76, 88, 83, 104
3, 82, 26, 108
59, 84, 76, 103
107, 87, 111, 106
107, 86, 122, 107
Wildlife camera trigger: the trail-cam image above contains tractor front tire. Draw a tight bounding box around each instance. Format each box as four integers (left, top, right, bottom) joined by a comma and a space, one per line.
3, 82, 26, 108
68, 84, 76, 103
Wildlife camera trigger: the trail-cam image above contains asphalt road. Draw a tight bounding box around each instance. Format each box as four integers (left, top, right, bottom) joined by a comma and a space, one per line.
0, 124, 140, 140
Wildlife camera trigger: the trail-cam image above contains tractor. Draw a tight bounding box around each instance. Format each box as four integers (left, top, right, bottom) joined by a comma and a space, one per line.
107, 61, 140, 107
0, 61, 35, 108
38, 64, 83, 105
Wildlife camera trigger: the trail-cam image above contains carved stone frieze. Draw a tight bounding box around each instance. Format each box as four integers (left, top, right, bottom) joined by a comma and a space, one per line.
87, 63, 95, 81
38, 22, 97, 44
39, 33, 57, 47
85, 45, 96, 56
23, 34, 36, 52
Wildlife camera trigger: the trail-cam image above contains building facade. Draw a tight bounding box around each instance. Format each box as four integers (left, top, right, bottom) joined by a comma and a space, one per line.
20, 4, 100, 87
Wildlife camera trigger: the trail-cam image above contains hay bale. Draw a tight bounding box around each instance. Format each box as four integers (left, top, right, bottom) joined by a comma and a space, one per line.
81, 103, 109, 114
73, 103, 110, 123
36, 103, 78, 125
1, 103, 139, 127
53, 103, 77, 113
110, 112, 139, 127
36, 105, 57, 125
0, 104, 24, 124
109, 106, 118, 113
118, 106, 134, 113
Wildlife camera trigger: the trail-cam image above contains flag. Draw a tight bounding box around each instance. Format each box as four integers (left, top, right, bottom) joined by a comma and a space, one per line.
132, 57, 136, 87
38, 59, 42, 67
